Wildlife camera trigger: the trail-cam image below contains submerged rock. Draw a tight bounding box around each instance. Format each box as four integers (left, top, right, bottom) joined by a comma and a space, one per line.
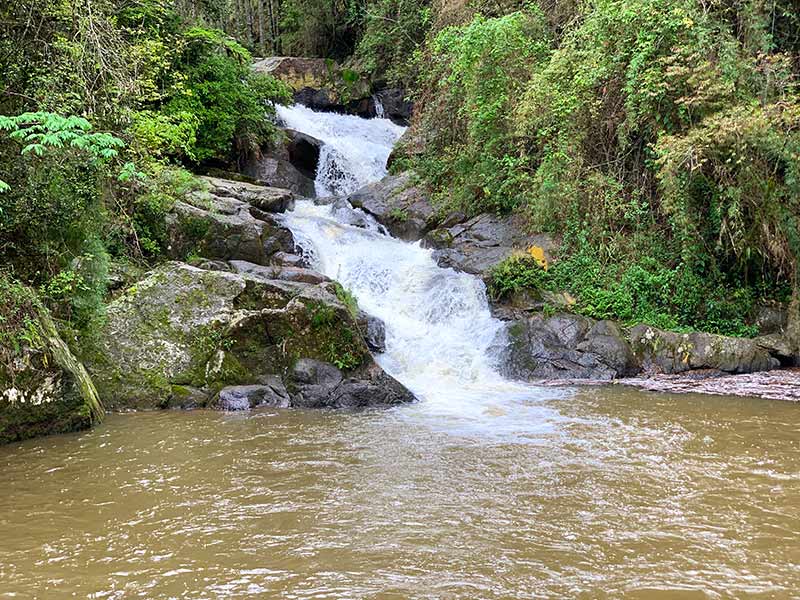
80, 262, 412, 411
499, 313, 638, 381
347, 172, 438, 240
0, 285, 103, 444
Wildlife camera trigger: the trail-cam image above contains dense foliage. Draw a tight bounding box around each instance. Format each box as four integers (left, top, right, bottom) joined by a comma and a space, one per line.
405, 0, 800, 337
0, 0, 289, 329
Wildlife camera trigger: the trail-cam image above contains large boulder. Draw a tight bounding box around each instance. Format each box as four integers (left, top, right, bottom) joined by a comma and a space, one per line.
166, 178, 296, 265
252, 57, 371, 115
499, 313, 638, 381
0, 283, 103, 444
425, 213, 557, 279
629, 324, 780, 375
80, 262, 413, 410
287, 358, 411, 408
243, 131, 322, 197
347, 173, 438, 241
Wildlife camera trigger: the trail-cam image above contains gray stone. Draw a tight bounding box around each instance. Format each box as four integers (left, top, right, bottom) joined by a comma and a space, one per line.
425, 213, 556, 279
629, 324, 780, 375
201, 176, 295, 213
166, 184, 296, 266
288, 359, 414, 409
347, 172, 438, 240
499, 313, 637, 381
372, 88, 413, 125
216, 384, 290, 410
228, 260, 330, 285
80, 262, 413, 411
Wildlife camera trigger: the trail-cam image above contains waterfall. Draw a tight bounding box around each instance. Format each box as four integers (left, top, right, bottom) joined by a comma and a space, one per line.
373, 95, 386, 119
280, 105, 554, 430
276, 104, 404, 197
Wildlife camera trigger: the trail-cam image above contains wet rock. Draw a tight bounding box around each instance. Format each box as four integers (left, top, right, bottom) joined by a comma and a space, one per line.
80, 262, 413, 410
288, 359, 414, 408
372, 88, 413, 125
499, 313, 637, 380
285, 129, 322, 179
1, 286, 103, 444
425, 213, 556, 279
629, 324, 779, 375
347, 172, 438, 240
216, 384, 289, 410
243, 151, 316, 198
357, 311, 386, 353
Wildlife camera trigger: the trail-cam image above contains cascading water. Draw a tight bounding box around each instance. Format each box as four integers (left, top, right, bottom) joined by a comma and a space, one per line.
277, 104, 405, 197
279, 105, 559, 435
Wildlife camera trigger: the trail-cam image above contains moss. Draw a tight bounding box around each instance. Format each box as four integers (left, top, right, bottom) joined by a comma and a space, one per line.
0, 276, 103, 444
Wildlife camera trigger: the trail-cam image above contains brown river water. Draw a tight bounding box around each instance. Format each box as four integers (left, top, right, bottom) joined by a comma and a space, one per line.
1, 387, 799, 599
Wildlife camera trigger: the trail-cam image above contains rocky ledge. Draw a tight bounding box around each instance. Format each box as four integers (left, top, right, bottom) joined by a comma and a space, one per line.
79, 261, 412, 410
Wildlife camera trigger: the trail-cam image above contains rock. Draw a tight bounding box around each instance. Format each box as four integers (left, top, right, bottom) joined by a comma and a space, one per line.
80, 262, 413, 410
252, 57, 371, 115
372, 88, 413, 125
357, 311, 387, 353
0, 284, 103, 444
270, 252, 308, 268
285, 129, 322, 179
425, 213, 556, 279
201, 176, 295, 213
347, 173, 438, 240
288, 359, 414, 408
499, 313, 638, 381
756, 333, 797, 366
629, 324, 780, 375
228, 260, 330, 285
166, 184, 296, 266
243, 148, 316, 197
215, 384, 289, 410
754, 301, 788, 335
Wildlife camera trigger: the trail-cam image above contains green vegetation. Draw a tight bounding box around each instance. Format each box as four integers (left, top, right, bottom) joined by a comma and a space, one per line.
1, 0, 290, 332
404, 0, 800, 339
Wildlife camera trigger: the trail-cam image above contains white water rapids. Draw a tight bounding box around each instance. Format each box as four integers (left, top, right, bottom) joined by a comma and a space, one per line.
279, 104, 561, 436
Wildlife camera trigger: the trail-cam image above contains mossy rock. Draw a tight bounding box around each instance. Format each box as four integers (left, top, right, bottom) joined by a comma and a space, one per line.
0, 280, 103, 444
79, 262, 398, 410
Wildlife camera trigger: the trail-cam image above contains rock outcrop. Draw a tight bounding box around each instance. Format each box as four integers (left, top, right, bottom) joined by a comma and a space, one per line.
500, 313, 638, 381
425, 213, 556, 279
166, 176, 296, 265
80, 262, 413, 410
252, 57, 371, 115
372, 88, 413, 125
347, 173, 438, 240
1, 285, 103, 444
629, 324, 780, 375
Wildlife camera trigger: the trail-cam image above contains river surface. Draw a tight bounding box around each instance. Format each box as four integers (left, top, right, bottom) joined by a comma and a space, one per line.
2, 106, 800, 598
2, 393, 800, 598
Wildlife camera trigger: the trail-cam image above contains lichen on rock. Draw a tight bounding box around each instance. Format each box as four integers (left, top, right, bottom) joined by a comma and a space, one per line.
0, 279, 103, 444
